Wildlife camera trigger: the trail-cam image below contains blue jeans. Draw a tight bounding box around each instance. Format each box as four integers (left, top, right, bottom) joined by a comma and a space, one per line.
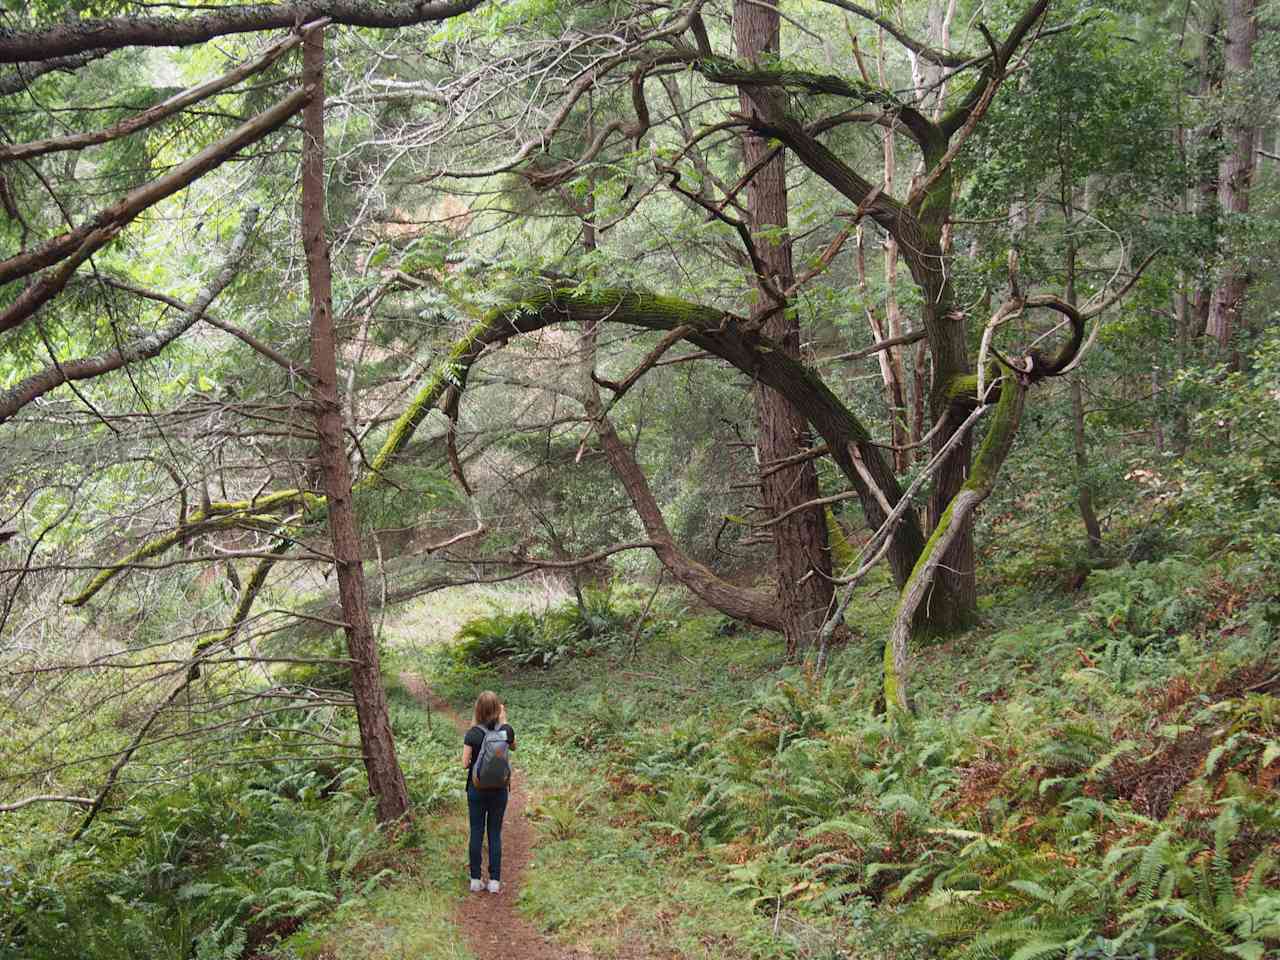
466, 784, 509, 881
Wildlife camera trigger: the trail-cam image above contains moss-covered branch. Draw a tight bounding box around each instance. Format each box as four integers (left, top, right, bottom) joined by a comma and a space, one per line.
71, 283, 931, 650
65, 509, 295, 606
883, 369, 1028, 712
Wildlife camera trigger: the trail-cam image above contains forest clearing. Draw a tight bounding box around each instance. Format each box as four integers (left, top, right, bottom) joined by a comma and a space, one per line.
1, 0, 1278, 957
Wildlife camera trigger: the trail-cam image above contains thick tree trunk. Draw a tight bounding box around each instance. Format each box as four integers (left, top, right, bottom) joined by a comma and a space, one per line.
735, 0, 833, 658
919, 253, 976, 633
301, 29, 409, 824
1206, 0, 1258, 354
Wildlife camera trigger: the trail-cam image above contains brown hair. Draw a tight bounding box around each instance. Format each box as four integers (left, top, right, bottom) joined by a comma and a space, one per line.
473, 690, 501, 728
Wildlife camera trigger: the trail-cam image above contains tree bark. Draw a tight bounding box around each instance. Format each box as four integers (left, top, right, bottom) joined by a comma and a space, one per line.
1064, 218, 1102, 557
1192, 6, 1222, 336
586, 392, 781, 632
734, 0, 834, 658
1206, 0, 1258, 353
301, 27, 409, 824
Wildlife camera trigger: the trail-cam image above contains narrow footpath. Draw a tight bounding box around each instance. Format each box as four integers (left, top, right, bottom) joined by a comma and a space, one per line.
400, 674, 592, 960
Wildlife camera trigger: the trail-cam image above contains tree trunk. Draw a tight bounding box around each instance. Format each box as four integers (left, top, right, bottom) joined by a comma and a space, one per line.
906, 3, 974, 624
735, 0, 834, 659
1206, 0, 1258, 354
1070, 374, 1102, 557
1192, 6, 1222, 336
1064, 225, 1102, 556
301, 28, 409, 824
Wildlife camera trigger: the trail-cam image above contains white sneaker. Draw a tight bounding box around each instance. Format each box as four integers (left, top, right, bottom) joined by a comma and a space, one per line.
469, 878, 483, 892
487, 879, 501, 894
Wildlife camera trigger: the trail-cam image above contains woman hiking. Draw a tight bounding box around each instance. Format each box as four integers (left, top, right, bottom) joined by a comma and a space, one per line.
461, 690, 515, 893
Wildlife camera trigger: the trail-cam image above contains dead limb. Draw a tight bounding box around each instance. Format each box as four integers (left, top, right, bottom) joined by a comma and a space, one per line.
0, 794, 95, 813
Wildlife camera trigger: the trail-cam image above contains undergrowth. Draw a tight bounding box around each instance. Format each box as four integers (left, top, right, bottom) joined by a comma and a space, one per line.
452, 586, 649, 668
0, 679, 466, 960
424, 480, 1280, 959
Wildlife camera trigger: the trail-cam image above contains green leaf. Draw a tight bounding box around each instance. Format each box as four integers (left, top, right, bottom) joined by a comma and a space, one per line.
1223, 943, 1265, 960
1260, 740, 1280, 770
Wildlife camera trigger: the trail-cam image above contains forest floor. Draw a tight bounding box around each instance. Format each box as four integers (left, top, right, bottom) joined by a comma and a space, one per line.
399, 673, 595, 960
278, 555, 1280, 960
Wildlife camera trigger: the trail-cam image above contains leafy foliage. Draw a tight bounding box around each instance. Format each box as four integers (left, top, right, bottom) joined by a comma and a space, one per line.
454, 588, 640, 668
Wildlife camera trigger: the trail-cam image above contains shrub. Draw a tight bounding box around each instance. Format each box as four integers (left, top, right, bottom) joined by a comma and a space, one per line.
453, 589, 636, 668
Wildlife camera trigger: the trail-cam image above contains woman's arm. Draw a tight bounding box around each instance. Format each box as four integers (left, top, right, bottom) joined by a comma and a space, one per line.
461, 744, 473, 769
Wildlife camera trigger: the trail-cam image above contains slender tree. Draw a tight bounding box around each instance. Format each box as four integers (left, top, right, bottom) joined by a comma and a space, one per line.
734, 0, 835, 657
301, 26, 410, 822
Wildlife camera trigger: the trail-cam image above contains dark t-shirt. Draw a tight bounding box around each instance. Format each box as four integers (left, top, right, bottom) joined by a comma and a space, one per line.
464, 723, 515, 788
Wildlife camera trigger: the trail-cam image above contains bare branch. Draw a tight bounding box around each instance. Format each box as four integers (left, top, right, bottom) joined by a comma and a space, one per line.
0, 794, 95, 813
99, 277, 314, 380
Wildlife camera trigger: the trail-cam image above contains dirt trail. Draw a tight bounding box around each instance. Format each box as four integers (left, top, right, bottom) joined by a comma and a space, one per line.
400, 674, 591, 960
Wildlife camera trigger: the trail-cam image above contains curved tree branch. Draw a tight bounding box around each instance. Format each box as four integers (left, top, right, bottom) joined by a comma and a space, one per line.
70, 284, 928, 635
884, 370, 1026, 712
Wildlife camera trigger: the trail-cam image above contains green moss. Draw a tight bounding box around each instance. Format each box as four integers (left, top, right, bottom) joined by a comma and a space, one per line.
882, 371, 1025, 708
65, 511, 285, 607
944, 373, 979, 403
365, 317, 493, 480
826, 507, 858, 574
883, 635, 902, 713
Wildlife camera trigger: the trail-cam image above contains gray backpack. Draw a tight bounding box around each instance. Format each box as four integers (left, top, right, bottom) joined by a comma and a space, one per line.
471, 726, 511, 789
